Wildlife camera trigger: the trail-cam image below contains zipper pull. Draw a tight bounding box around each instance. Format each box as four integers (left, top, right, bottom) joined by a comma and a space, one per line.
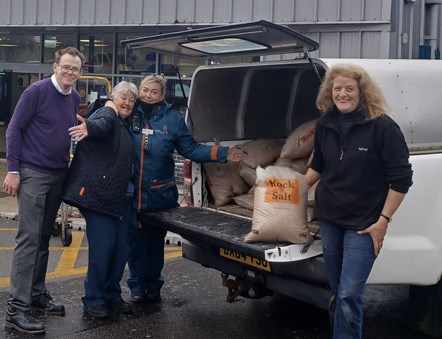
340, 148, 344, 160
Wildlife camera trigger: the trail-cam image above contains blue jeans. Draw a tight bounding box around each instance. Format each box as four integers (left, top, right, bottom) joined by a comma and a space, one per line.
319, 219, 377, 339
80, 200, 132, 307
127, 210, 167, 294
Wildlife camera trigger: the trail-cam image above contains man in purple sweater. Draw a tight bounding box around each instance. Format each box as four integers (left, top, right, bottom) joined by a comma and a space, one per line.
2, 47, 85, 335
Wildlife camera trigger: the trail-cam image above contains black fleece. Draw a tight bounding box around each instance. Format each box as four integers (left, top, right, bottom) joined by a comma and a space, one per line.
310, 109, 413, 229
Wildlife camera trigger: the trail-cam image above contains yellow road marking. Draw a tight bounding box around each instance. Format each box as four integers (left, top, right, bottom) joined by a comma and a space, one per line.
0, 231, 183, 288
55, 231, 84, 271
165, 246, 182, 260
166, 246, 182, 251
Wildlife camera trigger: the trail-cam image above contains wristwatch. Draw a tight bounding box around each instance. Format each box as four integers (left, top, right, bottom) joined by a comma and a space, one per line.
380, 213, 392, 223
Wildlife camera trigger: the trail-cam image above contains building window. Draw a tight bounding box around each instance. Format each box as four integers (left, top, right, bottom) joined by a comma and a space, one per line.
43, 33, 76, 63
0, 34, 40, 63
117, 33, 157, 74
79, 33, 113, 74
163, 77, 191, 113
77, 76, 112, 116
160, 55, 205, 77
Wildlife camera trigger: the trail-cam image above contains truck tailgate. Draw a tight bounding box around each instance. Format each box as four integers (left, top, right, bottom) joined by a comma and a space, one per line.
138, 206, 295, 259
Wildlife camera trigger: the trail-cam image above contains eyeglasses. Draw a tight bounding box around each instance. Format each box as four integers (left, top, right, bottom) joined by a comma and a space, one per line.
58, 64, 82, 75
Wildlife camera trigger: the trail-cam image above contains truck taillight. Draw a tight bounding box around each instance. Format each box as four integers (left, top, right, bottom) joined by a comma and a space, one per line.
183, 159, 194, 206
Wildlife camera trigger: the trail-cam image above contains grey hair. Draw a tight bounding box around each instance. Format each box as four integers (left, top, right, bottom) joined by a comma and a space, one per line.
111, 81, 138, 99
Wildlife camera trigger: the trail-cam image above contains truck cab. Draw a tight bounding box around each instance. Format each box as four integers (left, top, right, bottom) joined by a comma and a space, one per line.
122, 20, 442, 334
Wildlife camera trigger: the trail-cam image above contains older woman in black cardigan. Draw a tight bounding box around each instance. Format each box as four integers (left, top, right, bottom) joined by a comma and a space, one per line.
63, 81, 137, 318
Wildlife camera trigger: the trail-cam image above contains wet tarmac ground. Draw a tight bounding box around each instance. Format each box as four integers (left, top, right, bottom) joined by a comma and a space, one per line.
0, 261, 435, 339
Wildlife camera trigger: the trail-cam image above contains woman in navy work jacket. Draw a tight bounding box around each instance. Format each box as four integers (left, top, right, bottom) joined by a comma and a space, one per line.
62, 81, 138, 318
126, 75, 244, 303
306, 63, 413, 339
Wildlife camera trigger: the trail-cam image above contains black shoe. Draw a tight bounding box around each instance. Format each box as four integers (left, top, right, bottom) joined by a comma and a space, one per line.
108, 300, 132, 313
130, 291, 147, 303
31, 291, 65, 316
83, 304, 110, 318
4, 308, 46, 334
146, 292, 161, 302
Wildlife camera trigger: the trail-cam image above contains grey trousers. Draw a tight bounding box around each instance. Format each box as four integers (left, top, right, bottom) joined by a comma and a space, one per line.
8, 167, 67, 311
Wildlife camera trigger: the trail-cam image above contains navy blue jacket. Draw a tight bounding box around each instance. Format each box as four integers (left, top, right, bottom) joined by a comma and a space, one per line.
310, 109, 413, 229
62, 107, 135, 218
130, 101, 229, 212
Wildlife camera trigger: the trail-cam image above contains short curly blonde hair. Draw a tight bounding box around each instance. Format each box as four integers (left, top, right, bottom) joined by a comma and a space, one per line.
316, 63, 389, 120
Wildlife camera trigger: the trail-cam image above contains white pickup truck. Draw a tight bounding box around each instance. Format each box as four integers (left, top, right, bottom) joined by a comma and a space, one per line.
122, 20, 442, 336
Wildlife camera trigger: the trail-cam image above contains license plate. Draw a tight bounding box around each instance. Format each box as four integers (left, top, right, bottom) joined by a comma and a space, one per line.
219, 248, 271, 272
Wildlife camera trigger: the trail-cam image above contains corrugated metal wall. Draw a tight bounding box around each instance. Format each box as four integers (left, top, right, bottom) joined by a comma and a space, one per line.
0, 0, 391, 26
0, 0, 440, 59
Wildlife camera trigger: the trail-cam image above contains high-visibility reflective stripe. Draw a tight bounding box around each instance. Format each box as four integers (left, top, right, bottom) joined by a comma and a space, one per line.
211, 145, 219, 160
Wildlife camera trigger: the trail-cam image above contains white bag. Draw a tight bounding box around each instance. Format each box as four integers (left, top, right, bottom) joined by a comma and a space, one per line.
245, 166, 313, 244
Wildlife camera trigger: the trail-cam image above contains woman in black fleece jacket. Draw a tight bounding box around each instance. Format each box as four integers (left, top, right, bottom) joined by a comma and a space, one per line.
306, 63, 413, 339
63, 81, 137, 318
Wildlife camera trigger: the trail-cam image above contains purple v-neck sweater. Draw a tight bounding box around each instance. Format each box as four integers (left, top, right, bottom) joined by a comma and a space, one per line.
6, 77, 80, 173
